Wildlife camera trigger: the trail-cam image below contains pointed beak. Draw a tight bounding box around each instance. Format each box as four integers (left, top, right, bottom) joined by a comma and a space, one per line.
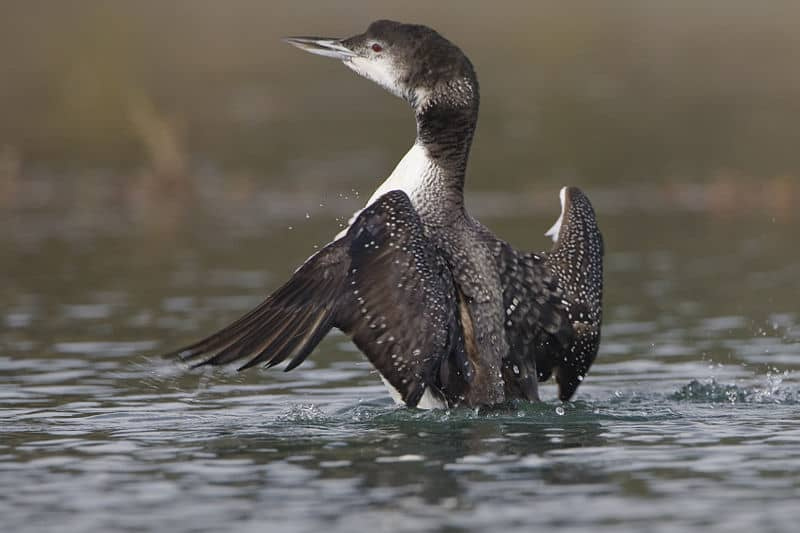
282, 37, 358, 60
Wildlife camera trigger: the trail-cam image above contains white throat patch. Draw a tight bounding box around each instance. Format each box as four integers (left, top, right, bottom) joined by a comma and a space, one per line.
344, 57, 405, 99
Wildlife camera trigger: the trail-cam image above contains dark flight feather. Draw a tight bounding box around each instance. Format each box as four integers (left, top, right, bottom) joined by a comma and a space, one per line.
539, 187, 604, 401
164, 191, 472, 407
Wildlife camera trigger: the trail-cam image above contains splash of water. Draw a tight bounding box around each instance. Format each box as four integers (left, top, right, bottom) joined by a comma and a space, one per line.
671, 371, 796, 404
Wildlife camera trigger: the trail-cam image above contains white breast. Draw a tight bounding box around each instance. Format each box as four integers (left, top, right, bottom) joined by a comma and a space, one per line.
335, 143, 433, 239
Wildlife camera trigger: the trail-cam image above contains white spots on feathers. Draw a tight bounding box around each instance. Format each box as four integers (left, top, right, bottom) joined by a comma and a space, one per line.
545, 187, 603, 325
415, 77, 477, 114
346, 191, 459, 408
542, 186, 604, 399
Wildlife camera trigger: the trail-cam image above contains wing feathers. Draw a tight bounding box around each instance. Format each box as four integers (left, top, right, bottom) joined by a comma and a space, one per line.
543, 187, 604, 401
161, 187, 602, 406
335, 191, 470, 407
163, 243, 347, 371
162, 190, 470, 408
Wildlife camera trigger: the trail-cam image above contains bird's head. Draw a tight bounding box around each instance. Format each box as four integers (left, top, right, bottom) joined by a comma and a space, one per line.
284, 20, 477, 112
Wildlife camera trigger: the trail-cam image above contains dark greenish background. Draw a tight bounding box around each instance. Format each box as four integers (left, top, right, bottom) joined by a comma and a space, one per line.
1, 1, 799, 187
1, 2, 799, 533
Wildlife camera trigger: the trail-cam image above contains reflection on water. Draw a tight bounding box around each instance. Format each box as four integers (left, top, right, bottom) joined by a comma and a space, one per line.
2, 184, 799, 532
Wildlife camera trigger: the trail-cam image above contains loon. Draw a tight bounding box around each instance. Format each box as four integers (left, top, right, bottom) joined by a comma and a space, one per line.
163, 20, 604, 408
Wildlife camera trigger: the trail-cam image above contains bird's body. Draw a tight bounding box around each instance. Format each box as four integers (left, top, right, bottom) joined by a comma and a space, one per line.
164, 20, 604, 408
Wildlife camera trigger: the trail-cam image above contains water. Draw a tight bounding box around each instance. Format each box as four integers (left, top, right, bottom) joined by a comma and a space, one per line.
2, 181, 799, 533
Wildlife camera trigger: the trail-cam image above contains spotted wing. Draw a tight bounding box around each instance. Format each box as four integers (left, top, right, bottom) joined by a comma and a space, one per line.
334, 190, 472, 407
490, 241, 575, 401
540, 187, 604, 401
163, 190, 471, 408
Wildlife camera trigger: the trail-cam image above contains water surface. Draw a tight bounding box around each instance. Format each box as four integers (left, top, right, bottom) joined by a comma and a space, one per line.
2, 185, 799, 532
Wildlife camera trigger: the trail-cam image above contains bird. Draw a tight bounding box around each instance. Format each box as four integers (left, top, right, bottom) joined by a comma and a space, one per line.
162, 20, 604, 408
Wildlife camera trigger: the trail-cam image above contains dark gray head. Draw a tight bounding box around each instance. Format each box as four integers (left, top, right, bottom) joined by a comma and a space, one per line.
284, 20, 478, 111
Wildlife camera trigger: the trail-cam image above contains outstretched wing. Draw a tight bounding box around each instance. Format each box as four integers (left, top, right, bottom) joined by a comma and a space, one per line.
486, 187, 603, 403
164, 190, 471, 408
334, 191, 472, 407
488, 239, 575, 401
541, 187, 604, 401
161, 242, 346, 372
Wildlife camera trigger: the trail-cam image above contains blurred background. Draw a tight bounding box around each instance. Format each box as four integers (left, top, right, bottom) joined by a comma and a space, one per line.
1, 0, 799, 221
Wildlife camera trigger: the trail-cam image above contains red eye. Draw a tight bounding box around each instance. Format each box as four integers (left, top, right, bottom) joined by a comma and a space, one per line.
371, 43, 383, 53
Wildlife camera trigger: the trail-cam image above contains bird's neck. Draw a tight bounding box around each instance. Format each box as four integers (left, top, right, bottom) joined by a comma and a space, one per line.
362, 79, 479, 227
409, 78, 480, 224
